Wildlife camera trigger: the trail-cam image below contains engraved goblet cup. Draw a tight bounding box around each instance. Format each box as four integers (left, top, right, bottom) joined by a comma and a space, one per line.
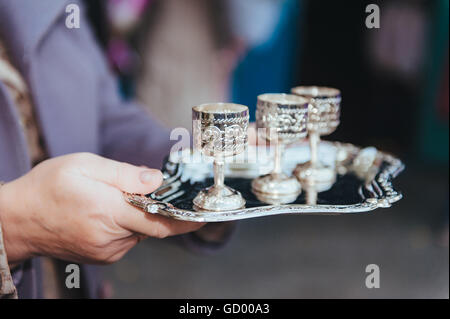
291, 86, 341, 189
251, 93, 309, 204
192, 103, 249, 211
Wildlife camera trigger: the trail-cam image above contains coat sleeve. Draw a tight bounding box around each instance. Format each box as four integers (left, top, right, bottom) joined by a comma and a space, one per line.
0, 182, 18, 299
97, 79, 173, 169
90, 34, 173, 169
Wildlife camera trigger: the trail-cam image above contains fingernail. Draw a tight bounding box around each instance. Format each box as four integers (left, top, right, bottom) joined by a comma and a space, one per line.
140, 170, 157, 184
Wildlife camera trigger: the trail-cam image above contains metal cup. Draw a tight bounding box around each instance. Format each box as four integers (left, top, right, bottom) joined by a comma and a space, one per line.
192, 103, 249, 211
251, 93, 309, 204
291, 86, 341, 188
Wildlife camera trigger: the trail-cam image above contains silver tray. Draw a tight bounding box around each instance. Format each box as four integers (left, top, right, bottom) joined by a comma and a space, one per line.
125, 141, 404, 222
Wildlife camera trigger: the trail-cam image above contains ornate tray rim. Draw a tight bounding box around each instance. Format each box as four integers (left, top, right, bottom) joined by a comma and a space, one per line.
124, 142, 405, 222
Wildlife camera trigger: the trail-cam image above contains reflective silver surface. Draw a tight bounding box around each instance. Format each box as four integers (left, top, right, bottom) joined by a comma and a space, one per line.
251, 93, 309, 204
291, 86, 342, 186
291, 86, 341, 136
191, 103, 249, 211
124, 142, 404, 222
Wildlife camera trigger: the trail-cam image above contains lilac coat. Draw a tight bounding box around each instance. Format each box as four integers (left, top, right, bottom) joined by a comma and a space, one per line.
0, 0, 173, 298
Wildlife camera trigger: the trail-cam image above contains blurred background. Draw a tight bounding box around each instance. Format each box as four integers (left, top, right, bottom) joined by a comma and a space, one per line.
85, 0, 448, 298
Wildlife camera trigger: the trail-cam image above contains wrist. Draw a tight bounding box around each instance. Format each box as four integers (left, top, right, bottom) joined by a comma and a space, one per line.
0, 180, 34, 266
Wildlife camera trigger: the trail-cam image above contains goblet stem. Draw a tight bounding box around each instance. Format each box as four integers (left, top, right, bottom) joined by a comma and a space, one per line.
213, 157, 225, 188
305, 184, 318, 205
309, 130, 320, 168
273, 142, 285, 175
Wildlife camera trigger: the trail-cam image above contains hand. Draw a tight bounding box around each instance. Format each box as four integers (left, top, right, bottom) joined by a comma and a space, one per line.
0, 153, 205, 266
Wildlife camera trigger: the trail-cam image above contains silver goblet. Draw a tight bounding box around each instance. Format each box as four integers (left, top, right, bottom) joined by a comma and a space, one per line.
192, 103, 249, 211
251, 93, 309, 204
291, 86, 341, 189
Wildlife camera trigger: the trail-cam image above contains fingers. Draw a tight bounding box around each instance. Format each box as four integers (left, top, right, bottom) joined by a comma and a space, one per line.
135, 233, 148, 243
125, 211, 205, 238
114, 195, 205, 238
68, 153, 201, 239
75, 153, 163, 194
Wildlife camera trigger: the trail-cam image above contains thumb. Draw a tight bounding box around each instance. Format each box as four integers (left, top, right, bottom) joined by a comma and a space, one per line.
75, 153, 163, 194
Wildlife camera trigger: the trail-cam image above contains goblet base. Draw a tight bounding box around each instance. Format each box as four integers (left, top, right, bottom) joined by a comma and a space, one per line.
193, 185, 246, 211
251, 173, 302, 205
293, 162, 336, 192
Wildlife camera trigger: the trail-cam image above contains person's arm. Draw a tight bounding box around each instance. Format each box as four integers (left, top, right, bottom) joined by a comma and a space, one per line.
87, 24, 172, 169
99, 97, 172, 170
0, 154, 204, 299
